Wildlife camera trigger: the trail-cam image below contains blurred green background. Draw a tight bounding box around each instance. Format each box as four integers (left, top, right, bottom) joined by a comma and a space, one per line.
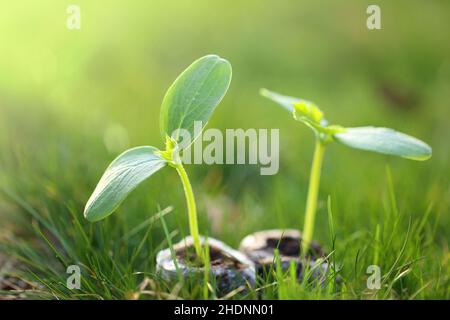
0, 0, 449, 298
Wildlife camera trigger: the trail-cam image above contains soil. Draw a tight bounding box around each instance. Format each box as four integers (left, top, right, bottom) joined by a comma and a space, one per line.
265, 236, 324, 259
240, 232, 329, 281
176, 245, 247, 270
157, 237, 257, 294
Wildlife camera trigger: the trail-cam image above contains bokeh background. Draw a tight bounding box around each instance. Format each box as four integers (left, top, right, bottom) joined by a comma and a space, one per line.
0, 1, 449, 298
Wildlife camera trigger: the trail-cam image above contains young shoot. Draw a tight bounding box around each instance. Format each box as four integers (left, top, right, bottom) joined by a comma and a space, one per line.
84, 55, 232, 260
260, 88, 432, 254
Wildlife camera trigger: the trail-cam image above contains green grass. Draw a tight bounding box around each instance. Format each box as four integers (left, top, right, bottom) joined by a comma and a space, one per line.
1, 0, 449, 299
1, 162, 447, 299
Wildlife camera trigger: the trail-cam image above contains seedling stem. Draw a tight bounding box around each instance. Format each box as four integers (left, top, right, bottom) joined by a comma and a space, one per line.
174, 162, 202, 258
302, 139, 325, 254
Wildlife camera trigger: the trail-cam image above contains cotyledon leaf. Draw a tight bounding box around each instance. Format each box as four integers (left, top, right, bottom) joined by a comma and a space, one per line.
261, 88, 324, 123
260, 88, 300, 113
334, 127, 432, 161
160, 54, 232, 146
84, 146, 167, 222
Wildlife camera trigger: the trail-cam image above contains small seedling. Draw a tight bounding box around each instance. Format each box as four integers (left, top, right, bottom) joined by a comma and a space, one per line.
260, 88, 432, 254
84, 55, 232, 259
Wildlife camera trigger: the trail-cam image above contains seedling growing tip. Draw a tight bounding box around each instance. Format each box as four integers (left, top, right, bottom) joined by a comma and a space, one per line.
84, 55, 232, 260
260, 88, 432, 254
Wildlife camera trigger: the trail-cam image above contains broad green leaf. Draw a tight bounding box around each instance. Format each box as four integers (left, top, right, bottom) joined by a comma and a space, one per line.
334, 127, 432, 160
84, 146, 167, 222
160, 55, 232, 145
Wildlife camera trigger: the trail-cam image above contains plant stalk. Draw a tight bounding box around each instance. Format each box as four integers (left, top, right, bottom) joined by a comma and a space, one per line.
302, 139, 326, 255
174, 163, 203, 259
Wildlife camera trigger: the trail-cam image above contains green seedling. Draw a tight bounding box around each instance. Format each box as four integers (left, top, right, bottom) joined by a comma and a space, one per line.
260, 88, 432, 254
84, 55, 232, 259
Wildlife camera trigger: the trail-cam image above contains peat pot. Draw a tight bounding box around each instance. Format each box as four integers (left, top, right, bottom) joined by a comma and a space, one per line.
239, 229, 329, 281
156, 236, 256, 295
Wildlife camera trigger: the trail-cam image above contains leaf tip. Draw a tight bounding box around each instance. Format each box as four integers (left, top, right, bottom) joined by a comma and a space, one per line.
83, 201, 101, 222
404, 144, 432, 161
260, 88, 269, 97
202, 54, 232, 76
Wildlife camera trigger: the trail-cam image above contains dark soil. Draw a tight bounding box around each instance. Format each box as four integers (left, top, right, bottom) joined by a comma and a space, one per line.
176, 245, 247, 270
251, 236, 328, 281
265, 236, 324, 259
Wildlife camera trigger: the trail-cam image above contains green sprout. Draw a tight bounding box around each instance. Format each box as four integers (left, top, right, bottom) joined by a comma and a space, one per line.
84, 55, 232, 259
260, 88, 432, 254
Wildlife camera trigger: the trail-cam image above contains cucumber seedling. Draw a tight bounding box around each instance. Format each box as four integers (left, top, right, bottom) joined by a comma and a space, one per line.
260, 88, 432, 254
84, 55, 232, 260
